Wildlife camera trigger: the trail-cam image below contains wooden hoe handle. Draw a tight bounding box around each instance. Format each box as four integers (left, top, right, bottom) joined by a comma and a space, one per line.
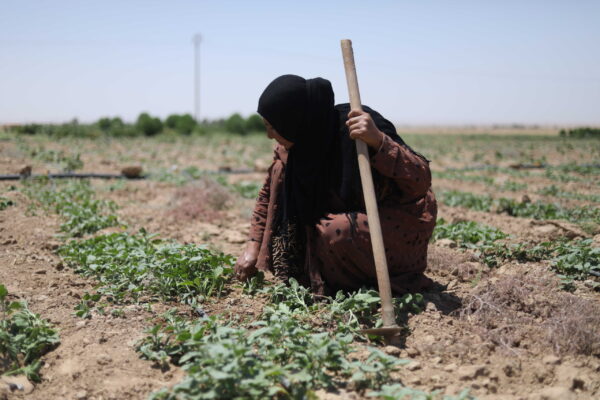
340, 39, 397, 328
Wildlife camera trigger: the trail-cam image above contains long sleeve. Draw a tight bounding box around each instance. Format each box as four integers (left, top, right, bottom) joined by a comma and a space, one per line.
248, 144, 288, 244
370, 135, 431, 200
248, 164, 273, 243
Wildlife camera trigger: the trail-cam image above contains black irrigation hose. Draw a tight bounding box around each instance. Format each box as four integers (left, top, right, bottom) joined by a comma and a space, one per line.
0, 168, 257, 181
445, 163, 600, 172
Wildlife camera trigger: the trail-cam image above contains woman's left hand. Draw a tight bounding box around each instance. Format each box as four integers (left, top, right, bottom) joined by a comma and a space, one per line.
346, 110, 384, 149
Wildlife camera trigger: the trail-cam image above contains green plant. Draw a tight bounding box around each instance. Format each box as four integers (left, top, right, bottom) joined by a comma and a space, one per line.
0, 197, 14, 210
499, 181, 527, 192
225, 113, 247, 135
215, 176, 261, 199
59, 230, 234, 305
440, 190, 600, 226
559, 127, 600, 139
368, 384, 473, 399
139, 305, 407, 400
537, 185, 600, 203
73, 292, 102, 319
432, 219, 508, 249
29, 147, 84, 171
136, 112, 163, 136
165, 114, 197, 135
551, 239, 600, 289
440, 191, 493, 211
245, 114, 265, 133
21, 180, 120, 237
0, 285, 59, 382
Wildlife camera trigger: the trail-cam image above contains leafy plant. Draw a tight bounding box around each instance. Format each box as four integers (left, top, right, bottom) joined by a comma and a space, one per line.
73, 292, 102, 319
59, 230, 234, 305
0, 284, 60, 382
136, 112, 163, 136
140, 304, 407, 400
0, 197, 14, 210
21, 179, 120, 236
165, 114, 197, 135
432, 219, 508, 248
551, 239, 600, 289
537, 185, 600, 203
368, 384, 473, 400
440, 190, 600, 226
440, 191, 493, 211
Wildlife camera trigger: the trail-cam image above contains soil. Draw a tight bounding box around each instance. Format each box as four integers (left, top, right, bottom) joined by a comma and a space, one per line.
0, 133, 599, 399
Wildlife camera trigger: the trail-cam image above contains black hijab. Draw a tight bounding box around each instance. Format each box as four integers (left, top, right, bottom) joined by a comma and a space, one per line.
257, 74, 425, 227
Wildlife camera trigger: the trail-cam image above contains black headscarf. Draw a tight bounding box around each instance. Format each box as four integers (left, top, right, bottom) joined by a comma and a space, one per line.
257, 74, 426, 227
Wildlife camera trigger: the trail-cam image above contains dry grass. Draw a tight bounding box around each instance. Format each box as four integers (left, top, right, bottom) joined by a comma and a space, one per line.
546, 295, 600, 356
427, 246, 484, 282
165, 178, 232, 223
459, 268, 600, 356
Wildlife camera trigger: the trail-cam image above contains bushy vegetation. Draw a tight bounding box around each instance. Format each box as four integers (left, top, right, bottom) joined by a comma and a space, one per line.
8, 112, 266, 138
0, 197, 15, 210
440, 190, 600, 228
136, 279, 434, 400
165, 114, 196, 135
433, 219, 599, 289
28, 146, 83, 171
136, 112, 164, 136
0, 285, 60, 382
21, 179, 120, 237
559, 127, 600, 138
59, 230, 234, 305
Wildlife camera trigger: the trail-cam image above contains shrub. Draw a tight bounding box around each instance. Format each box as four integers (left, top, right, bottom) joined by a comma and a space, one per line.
225, 113, 246, 135
165, 114, 197, 135
14, 124, 44, 135
245, 114, 265, 132
559, 127, 600, 138
97, 116, 125, 133
136, 112, 163, 136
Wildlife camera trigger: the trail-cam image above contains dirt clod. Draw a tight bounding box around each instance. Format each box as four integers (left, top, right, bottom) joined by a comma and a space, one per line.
457, 364, 488, 380
382, 345, 402, 357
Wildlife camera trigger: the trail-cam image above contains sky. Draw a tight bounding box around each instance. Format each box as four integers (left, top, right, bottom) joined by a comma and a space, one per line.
1, 0, 599, 125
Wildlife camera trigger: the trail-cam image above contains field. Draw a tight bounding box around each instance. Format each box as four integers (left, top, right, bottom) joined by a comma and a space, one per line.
0, 129, 599, 400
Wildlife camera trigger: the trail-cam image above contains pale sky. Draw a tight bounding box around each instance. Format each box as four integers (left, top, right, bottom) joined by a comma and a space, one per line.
1, 0, 599, 125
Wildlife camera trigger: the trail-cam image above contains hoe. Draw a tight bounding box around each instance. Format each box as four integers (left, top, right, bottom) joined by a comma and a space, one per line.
341, 39, 403, 345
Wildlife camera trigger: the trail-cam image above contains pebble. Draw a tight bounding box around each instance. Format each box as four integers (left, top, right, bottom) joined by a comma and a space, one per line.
34, 269, 47, 274
542, 355, 561, 365
0, 375, 34, 394
75, 390, 88, 400
532, 386, 573, 400
457, 364, 488, 380
406, 347, 420, 357
443, 363, 457, 372
436, 238, 457, 248
406, 361, 421, 371
382, 345, 402, 357
97, 354, 112, 365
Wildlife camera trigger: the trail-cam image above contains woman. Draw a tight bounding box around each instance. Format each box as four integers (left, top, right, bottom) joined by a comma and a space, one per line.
235, 74, 437, 296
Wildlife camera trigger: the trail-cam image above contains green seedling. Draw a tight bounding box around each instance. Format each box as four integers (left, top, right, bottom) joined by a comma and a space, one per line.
0, 284, 60, 382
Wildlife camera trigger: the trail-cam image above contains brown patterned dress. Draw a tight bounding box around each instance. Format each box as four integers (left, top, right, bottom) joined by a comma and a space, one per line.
248, 135, 437, 295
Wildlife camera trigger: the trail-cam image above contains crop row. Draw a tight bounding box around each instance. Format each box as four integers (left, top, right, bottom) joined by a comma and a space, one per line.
440, 190, 599, 232
0, 285, 60, 382
13, 178, 471, 399
433, 219, 599, 290
21, 179, 120, 237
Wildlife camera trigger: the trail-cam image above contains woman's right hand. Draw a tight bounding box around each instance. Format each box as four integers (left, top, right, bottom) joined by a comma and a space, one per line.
234, 241, 260, 281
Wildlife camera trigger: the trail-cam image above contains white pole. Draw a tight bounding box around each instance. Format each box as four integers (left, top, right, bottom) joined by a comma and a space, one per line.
192, 33, 202, 121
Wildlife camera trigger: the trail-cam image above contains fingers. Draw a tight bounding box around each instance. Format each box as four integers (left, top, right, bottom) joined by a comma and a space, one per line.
347, 109, 366, 118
